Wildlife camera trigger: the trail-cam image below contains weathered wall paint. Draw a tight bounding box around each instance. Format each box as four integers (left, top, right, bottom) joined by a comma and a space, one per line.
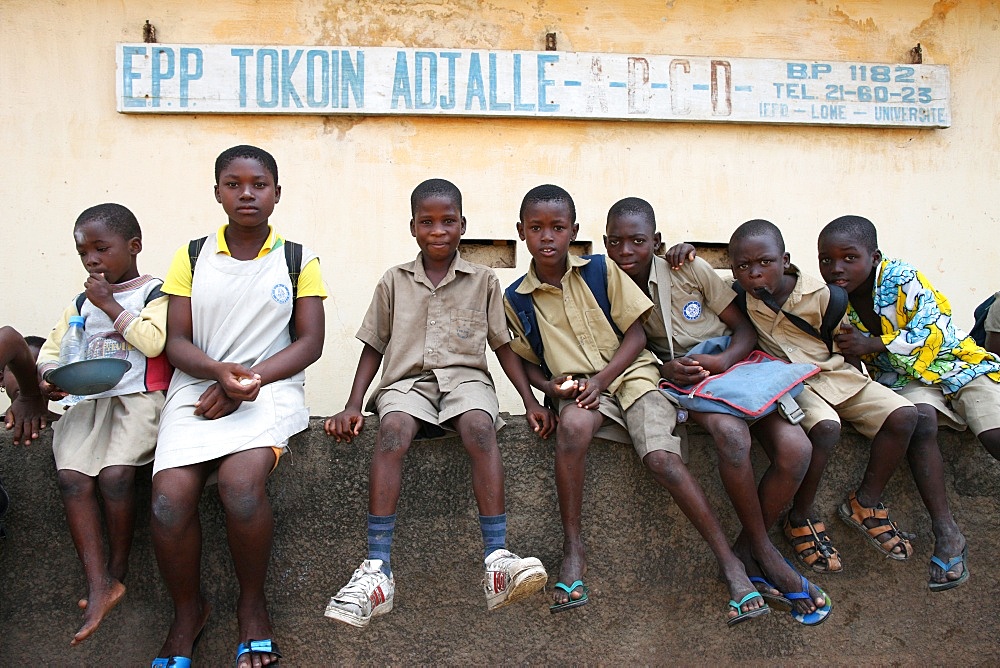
2, 1, 998, 416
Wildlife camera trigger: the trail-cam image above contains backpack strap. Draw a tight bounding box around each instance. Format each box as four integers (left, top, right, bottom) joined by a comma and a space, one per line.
579, 254, 622, 336
188, 236, 209, 275
970, 294, 997, 347
504, 276, 550, 378
731, 281, 846, 353
283, 241, 303, 341
75, 292, 86, 314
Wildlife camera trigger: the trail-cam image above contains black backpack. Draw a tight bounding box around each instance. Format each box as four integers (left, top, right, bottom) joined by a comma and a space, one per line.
732, 281, 849, 353
969, 294, 997, 347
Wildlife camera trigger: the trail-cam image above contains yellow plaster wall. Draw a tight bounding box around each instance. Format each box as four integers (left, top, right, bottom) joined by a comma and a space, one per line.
1, 0, 998, 415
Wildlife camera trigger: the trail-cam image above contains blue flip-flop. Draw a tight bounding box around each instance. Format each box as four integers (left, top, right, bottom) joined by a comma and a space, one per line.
786, 575, 833, 626
235, 639, 282, 666
151, 658, 191, 668
727, 591, 770, 627
929, 544, 969, 592
549, 580, 589, 614
748, 575, 791, 607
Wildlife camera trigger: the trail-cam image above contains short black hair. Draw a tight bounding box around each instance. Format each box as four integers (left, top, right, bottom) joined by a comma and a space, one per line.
410, 178, 462, 217
730, 218, 785, 254
24, 336, 46, 349
607, 197, 656, 231
215, 145, 278, 185
820, 215, 878, 253
520, 184, 576, 223
74, 203, 142, 240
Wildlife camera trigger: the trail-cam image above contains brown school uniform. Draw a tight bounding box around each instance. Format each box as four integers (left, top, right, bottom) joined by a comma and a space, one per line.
358, 251, 509, 427
505, 254, 682, 459
645, 255, 736, 359
742, 266, 911, 438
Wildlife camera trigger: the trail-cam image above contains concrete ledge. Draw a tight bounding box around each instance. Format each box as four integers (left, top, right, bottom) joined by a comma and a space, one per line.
2, 416, 999, 664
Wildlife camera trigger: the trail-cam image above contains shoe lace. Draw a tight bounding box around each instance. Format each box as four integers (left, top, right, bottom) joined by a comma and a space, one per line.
340, 569, 382, 599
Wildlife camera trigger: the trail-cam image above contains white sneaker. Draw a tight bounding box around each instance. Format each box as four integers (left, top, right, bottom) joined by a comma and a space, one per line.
483, 549, 547, 610
324, 559, 395, 627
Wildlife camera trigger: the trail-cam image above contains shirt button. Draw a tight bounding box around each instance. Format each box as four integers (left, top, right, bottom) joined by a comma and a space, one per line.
431, 292, 436, 297
430, 320, 435, 325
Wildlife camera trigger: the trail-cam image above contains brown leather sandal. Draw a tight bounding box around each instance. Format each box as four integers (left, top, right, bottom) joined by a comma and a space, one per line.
783, 516, 843, 573
837, 492, 913, 561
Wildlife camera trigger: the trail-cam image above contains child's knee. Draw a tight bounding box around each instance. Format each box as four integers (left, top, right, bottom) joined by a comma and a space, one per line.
774, 433, 812, 478
457, 412, 498, 455
882, 405, 918, 438
56, 469, 93, 498
913, 404, 939, 440
376, 413, 417, 454
217, 474, 267, 523
807, 420, 841, 451
710, 420, 751, 468
97, 466, 135, 502
151, 489, 185, 530
554, 411, 596, 456
642, 450, 687, 487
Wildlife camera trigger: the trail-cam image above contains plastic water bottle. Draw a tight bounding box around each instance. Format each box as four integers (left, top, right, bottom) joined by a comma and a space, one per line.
59, 316, 88, 365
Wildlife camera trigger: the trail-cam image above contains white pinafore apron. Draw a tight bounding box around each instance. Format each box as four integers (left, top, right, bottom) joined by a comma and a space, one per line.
154, 235, 312, 475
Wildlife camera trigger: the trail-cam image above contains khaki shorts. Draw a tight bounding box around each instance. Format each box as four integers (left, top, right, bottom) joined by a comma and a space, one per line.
898, 376, 1000, 435
797, 380, 913, 439
375, 374, 503, 439
559, 389, 685, 461
52, 391, 164, 476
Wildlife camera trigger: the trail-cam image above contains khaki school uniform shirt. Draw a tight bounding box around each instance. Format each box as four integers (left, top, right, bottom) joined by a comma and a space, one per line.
744, 266, 867, 405
358, 251, 510, 410
505, 254, 659, 410
645, 255, 736, 359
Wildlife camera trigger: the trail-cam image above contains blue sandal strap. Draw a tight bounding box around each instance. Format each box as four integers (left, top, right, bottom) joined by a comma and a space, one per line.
930, 553, 964, 571
152, 658, 191, 668
728, 591, 764, 610
554, 580, 585, 594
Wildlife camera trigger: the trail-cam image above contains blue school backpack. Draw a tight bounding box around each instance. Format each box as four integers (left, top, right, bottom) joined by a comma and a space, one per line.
504, 254, 619, 378
969, 294, 997, 347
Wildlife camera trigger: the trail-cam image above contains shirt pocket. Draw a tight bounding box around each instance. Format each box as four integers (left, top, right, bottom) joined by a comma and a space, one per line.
585, 308, 620, 353
448, 308, 488, 356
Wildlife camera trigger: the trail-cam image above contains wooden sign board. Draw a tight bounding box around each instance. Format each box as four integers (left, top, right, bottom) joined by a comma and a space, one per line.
117, 44, 951, 128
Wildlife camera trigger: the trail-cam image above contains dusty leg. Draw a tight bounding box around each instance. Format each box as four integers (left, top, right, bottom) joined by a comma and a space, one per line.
218, 448, 282, 668
551, 405, 603, 605
151, 463, 212, 659
453, 410, 505, 517
57, 469, 125, 646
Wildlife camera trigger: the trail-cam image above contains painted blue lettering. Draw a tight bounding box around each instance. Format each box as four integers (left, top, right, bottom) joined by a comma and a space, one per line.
341, 51, 364, 108
415, 51, 437, 110
151, 47, 175, 108
786, 63, 808, 79
257, 49, 279, 108
122, 46, 147, 108
465, 53, 487, 111
439, 52, 459, 109
305, 50, 329, 108
537, 54, 559, 112
391, 51, 412, 109
179, 48, 203, 108
513, 54, 535, 112
281, 49, 303, 108
231, 48, 253, 108
329, 51, 340, 108
488, 53, 511, 111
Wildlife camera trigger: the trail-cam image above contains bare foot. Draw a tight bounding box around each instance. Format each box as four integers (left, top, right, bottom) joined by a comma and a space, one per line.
753, 543, 825, 615
156, 597, 211, 660
70, 578, 125, 645
552, 539, 587, 606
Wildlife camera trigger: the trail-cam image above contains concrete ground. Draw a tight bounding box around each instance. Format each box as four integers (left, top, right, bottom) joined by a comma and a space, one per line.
1, 415, 999, 665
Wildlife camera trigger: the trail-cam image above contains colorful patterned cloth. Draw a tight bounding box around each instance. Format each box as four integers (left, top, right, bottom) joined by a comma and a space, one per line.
850, 258, 1000, 395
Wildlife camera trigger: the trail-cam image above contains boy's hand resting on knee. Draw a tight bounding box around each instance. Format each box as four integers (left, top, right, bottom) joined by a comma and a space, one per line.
524, 400, 556, 439
325, 407, 365, 443
575, 376, 607, 410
